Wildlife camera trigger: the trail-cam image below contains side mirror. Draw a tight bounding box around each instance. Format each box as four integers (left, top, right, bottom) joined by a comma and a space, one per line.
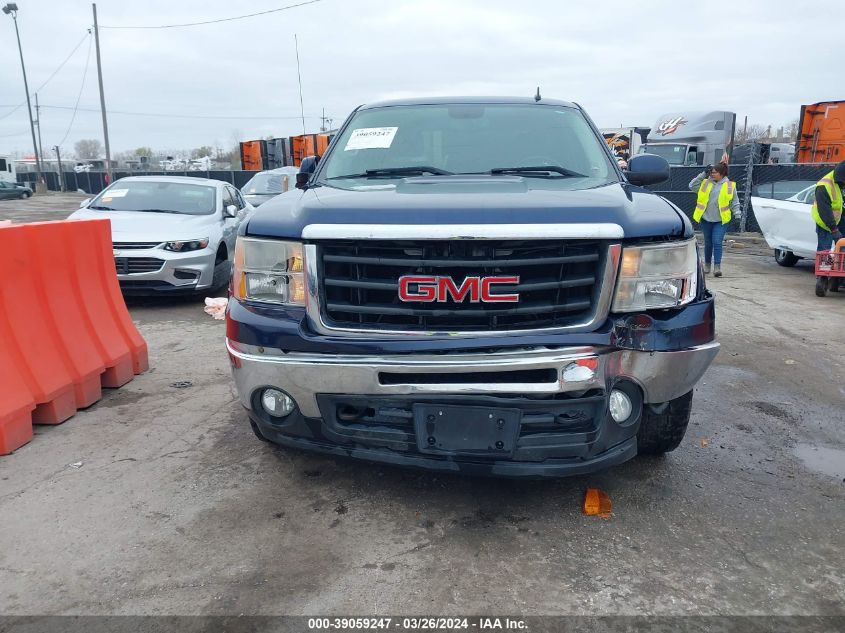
224, 204, 238, 218
296, 155, 319, 190
80, 198, 91, 208
625, 154, 670, 186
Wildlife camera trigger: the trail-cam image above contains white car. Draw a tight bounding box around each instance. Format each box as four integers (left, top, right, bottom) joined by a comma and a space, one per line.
68, 176, 254, 295
752, 184, 818, 267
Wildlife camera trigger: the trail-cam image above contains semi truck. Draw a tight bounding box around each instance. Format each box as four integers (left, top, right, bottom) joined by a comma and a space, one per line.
796, 101, 845, 163
226, 96, 719, 477
639, 111, 736, 166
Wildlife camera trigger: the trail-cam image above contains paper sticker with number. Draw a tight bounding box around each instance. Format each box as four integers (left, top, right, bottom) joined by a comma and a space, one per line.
344, 127, 398, 151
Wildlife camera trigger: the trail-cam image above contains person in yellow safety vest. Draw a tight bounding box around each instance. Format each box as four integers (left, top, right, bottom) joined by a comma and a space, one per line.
688, 162, 740, 277
811, 161, 845, 295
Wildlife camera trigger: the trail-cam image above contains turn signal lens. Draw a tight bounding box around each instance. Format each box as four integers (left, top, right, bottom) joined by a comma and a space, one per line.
233, 238, 305, 305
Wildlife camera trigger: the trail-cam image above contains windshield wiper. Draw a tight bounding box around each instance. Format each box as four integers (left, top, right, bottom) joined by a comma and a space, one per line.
328, 166, 453, 179
88, 205, 114, 210
489, 166, 586, 178
140, 209, 185, 214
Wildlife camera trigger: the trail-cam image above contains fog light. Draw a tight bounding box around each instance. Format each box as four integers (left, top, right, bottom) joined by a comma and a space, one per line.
609, 389, 633, 423
260, 388, 295, 418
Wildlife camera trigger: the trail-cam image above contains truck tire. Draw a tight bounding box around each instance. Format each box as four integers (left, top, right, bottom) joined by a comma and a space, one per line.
636, 390, 693, 455
815, 277, 828, 297
774, 248, 799, 267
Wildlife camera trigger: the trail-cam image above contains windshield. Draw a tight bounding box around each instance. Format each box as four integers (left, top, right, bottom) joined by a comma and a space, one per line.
242, 172, 290, 195
320, 104, 617, 186
640, 143, 688, 165
90, 181, 217, 215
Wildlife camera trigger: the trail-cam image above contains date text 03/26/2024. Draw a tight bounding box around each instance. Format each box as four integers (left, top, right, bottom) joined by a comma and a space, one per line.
307, 617, 527, 630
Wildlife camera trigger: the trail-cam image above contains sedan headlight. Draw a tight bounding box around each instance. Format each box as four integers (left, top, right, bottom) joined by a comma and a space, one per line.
612, 239, 698, 312
164, 238, 209, 252
232, 237, 305, 305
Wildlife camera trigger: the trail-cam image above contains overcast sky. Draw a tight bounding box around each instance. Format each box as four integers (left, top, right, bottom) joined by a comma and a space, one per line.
0, 0, 838, 158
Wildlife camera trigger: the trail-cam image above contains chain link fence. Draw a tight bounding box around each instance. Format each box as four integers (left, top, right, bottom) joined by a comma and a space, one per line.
19, 162, 837, 234
17, 170, 256, 196
645, 162, 834, 233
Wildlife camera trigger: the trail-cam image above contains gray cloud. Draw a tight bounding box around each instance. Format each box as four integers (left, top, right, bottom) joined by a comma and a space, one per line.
0, 0, 836, 156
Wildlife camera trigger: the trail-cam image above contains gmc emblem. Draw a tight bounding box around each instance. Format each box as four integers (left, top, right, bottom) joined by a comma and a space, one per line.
398, 275, 520, 303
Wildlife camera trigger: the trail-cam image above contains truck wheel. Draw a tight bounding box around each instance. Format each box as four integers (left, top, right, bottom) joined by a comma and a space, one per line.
815, 277, 828, 297
774, 249, 799, 267
636, 391, 693, 455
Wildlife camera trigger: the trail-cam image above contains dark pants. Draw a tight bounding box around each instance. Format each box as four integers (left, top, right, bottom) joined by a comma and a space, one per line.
816, 218, 845, 252
701, 220, 729, 265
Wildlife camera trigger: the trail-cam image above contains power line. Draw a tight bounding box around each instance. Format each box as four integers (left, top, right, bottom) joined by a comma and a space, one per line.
57, 32, 94, 147
0, 31, 91, 122
100, 0, 322, 29
39, 104, 333, 121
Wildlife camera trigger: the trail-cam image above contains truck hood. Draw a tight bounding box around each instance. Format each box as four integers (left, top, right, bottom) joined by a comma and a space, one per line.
68, 208, 219, 242
245, 177, 689, 241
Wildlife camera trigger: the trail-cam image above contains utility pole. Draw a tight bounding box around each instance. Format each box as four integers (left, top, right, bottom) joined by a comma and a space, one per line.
4, 3, 44, 187
320, 107, 326, 133
54, 146, 64, 192
295, 34, 306, 136
34, 92, 44, 170
92, 3, 112, 182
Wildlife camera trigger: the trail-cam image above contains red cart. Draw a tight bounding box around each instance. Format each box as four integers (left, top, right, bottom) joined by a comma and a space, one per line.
814, 238, 845, 297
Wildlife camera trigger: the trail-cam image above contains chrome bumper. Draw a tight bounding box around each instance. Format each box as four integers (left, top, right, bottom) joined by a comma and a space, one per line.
226, 340, 720, 418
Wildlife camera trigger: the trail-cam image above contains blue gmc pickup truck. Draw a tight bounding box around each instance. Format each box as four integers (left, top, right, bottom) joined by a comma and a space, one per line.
225, 97, 719, 477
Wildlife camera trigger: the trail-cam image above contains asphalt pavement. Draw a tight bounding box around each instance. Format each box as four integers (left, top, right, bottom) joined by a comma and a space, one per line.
0, 193, 842, 616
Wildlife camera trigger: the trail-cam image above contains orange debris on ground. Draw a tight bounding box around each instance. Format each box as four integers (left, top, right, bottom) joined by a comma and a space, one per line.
583, 488, 612, 518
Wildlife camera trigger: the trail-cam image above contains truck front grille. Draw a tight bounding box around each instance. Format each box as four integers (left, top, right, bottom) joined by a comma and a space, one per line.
318, 239, 605, 331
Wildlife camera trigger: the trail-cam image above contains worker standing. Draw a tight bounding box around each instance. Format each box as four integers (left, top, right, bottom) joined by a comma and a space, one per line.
811, 161, 845, 295
688, 162, 740, 277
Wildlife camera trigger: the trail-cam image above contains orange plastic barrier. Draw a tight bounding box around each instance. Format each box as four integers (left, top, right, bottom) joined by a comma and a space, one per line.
0, 218, 148, 455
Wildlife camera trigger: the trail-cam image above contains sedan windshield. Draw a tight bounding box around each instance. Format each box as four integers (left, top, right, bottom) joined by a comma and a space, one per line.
89, 181, 216, 215
320, 104, 617, 186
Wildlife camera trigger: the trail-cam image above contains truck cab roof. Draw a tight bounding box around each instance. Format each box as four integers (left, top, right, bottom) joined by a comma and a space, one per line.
358, 96, 579, 110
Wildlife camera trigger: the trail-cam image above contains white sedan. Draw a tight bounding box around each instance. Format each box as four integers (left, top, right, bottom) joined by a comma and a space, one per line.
751, 184, 818, 267
69, 175, 254, 295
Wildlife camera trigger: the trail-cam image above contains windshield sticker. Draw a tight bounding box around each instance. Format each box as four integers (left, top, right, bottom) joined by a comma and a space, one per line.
344, 127, 398, 151
105, 188, 129, 198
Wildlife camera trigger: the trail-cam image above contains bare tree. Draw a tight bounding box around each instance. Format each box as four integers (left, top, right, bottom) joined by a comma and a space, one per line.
191, 145, 214, 159
784, 119, 800, 142
74, 139, 103, 160
734, 124, 769, 145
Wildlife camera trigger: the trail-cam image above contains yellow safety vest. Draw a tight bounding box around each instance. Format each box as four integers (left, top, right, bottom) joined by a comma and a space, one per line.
693, 179, 735, 225
810, 170, 843, 231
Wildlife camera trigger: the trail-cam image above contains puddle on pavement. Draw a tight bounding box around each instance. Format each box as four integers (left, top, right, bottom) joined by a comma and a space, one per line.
794, 444, 845, 480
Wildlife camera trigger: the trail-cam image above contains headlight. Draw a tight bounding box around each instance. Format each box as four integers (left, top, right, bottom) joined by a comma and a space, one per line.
164, 238, 209, 252
612, 239, 698, 312
232, 237, 305, 305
